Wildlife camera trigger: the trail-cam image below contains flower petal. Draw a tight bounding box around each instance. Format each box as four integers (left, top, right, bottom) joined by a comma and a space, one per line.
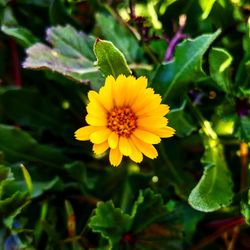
133, 129, 161, 144
99, 76, 115, 110
155, 127, 176, 138
134, 94, 162, 115
113, 74, 127, 107
74, 126, 97, 141
137, 104, 169, 117
119, 137, 132, 156
108, 132, 119, 149
129, 139, 143, 163
124, 75, 136, 105
88, 91, 103, 107
90, 128, 111, 144
86, 115, 107, 126
137, 116, 168, 128
127, 76, 147, 106
109, 147, 123, 167
86, 102, 106, 115
132, 88, 155, 112
131, 135, 158, 159
93, 142, 109, 154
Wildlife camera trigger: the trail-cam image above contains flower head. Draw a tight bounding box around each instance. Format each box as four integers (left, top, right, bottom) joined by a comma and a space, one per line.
75, 75, 175, 166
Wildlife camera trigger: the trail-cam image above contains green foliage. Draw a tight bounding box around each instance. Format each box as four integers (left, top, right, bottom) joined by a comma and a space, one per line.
95, 13, 142, 63
235, 116, 250, 141
20, 163, 33, 195
0, 124, 69, 167
188, 137, 234, 212
131, 188, 167, 233
89, 189, 183, 249
199, 0, 217, 20
23, 25, 103, 89
0, 165, 29, 228
0, 89, 66, 133
89, 201, 132, 249
0, 0, 249, 249
1, 7, 38, 47
153, 30, 221, 102
241, 190, 250, 225
209, 47, 233, 93
94, 38, 131, 78
167, 101, 197, 137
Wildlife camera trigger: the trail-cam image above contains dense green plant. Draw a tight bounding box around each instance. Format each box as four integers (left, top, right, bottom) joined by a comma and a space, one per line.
0, 0, 250, 249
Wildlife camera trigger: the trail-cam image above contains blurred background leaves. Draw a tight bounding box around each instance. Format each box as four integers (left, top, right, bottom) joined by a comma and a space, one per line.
0, 0, 249, 249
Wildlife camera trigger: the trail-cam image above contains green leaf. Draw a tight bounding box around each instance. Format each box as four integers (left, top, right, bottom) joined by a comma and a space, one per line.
241, 190, 250, 225
0, 124, 69, 168
95, 13, 142, 63
64, 161, 97, 189
238, 87, 250, 98
174, 202, 204, 241
3, 194, 30, 229
199, 0, 216, 19
167, 101, 197, 137
188, 137, 234, 212
1, 7, 38, 47
0, 165, 12, 184
64, 200, 76, 237
0, 88, 66, 133
241, 203, 250, 224
31, 176, 64, 198
0, 165, 13, 199
0, 165, 29, 227
0, 0, 7, 7
235, 26, 250, 87
23, 25, 103, 88
46, 25, 95, 61
89, 200, 132, 249
49, 0, 70, 25
209, 47, 233, 93
131, 189, 167, 233
153, 30, 221, 102
94, 38, 131, 78
17, 0, 50, 7
211, 100, 236, 136
20, 164, 33, 195
234, 116, 250, 142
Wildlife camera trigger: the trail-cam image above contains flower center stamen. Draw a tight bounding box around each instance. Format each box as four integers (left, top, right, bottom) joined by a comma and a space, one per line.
107, 107, 137, 137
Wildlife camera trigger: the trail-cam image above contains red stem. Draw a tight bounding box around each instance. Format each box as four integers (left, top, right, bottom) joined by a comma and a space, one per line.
10, 39, 22, 87
190, 217, 245, 250
129, 0, 136, 20
206, 216, 245, 229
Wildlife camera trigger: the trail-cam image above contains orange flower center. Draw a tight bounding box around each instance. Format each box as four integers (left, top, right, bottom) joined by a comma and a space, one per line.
107, 106, 137, 137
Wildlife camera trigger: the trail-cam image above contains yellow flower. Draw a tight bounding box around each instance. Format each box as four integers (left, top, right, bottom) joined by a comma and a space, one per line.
75, 75, 175, 166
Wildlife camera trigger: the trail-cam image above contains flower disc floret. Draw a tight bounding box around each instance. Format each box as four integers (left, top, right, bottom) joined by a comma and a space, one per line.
107, 107, 137, 137
75, 74, 175, 166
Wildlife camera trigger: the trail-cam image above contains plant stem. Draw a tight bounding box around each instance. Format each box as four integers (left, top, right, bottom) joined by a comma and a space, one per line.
129, 63, 153, 71
164, 15, 188, 61
189, 217, 244, 250
223, 226, 239, 250
10, 39, 22, 87
129, 0, 136, 20
240, 142, 248, 191
103, 3, 160, 64
187, 97, 218, 140
68, 195, 100, 205
159, 144, 182, 184
159, 144, 188, 199
120, 165, 132, 212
